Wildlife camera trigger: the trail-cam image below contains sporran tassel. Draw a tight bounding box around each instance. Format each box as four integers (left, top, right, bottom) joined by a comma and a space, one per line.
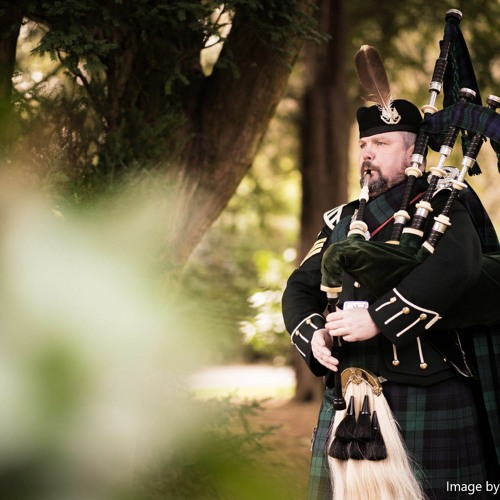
364, 410, 388, 461
328, 395, 356, 460
350, 394, 372, 459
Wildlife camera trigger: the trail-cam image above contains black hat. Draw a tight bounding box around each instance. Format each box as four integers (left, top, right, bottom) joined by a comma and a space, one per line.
357, 99, 422, 138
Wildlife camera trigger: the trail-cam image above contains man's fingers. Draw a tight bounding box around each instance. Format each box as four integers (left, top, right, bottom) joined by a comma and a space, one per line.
311, 329, 340, 370
312, 348, 339, 370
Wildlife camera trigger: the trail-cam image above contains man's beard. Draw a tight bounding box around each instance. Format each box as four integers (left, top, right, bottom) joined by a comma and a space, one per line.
368, 177, 389, 198
360, 163, 389, 198
360, 161, 405, 198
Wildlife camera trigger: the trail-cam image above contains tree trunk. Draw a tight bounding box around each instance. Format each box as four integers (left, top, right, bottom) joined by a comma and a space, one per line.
293, 0, 350, 402
0, 1, 23, 151
165, 0, 316, 271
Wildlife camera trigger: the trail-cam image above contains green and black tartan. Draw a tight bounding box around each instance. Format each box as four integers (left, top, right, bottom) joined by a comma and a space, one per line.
459, 188, 500, 469
308, 379, 491, 500
308, 386, 336, 500
421, 102, 500, 170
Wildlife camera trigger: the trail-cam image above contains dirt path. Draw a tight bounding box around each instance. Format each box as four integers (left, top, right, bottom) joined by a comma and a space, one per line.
250, 398, 321, 499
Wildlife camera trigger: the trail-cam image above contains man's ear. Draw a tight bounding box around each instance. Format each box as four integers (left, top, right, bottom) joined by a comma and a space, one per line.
405, 144, 415, 166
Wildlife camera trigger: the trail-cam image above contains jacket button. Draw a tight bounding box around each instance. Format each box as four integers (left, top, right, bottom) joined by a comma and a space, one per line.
420, 363, 428, 369
402, 307, 410, 314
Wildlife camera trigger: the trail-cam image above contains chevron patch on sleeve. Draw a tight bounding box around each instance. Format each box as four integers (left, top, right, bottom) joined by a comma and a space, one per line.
300, 237, 327, 266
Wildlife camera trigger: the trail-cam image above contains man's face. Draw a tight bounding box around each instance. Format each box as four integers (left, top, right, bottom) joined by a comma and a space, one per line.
358, 132, 414, 198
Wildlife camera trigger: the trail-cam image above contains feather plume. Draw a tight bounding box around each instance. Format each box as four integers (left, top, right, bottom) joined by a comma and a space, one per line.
355, 45, 399, 124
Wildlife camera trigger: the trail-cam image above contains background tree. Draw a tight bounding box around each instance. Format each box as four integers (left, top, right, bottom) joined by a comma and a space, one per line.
1, 0, 322, 272
292, 0, 350, 401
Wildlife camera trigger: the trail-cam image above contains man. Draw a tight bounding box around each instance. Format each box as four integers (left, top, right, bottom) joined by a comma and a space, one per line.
282, 99, 500, 499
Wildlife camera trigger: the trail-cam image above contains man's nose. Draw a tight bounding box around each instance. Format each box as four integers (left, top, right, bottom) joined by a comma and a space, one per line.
362, 146, 373, 161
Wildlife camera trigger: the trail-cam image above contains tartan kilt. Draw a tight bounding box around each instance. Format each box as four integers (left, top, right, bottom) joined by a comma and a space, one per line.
308, 376, 490, 500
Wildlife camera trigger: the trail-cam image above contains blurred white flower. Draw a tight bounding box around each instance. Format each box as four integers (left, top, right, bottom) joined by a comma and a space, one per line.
0, 178, 210, 497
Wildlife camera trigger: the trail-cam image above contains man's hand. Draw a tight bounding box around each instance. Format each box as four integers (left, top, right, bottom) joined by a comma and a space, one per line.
311, 308, 380, 370
325, 307, 380, 342
311, 329, 340, 371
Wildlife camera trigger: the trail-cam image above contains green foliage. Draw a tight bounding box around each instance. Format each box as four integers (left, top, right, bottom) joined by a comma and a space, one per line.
228, 0, 325, 43
130, 397, 285, 500
29, 5, 117, 73
346, 0, 500, 105
13, 0, 322, 202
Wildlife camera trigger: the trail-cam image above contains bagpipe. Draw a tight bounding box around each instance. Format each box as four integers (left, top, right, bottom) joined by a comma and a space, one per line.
320, 9, 500, 498
321, 89, 500, 326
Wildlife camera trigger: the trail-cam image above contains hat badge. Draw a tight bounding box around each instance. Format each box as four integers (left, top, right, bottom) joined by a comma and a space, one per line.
380, 104, 401, 125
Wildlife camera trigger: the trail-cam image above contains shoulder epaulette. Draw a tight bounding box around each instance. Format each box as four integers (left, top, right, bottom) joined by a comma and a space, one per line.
323, 204, 347, 229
